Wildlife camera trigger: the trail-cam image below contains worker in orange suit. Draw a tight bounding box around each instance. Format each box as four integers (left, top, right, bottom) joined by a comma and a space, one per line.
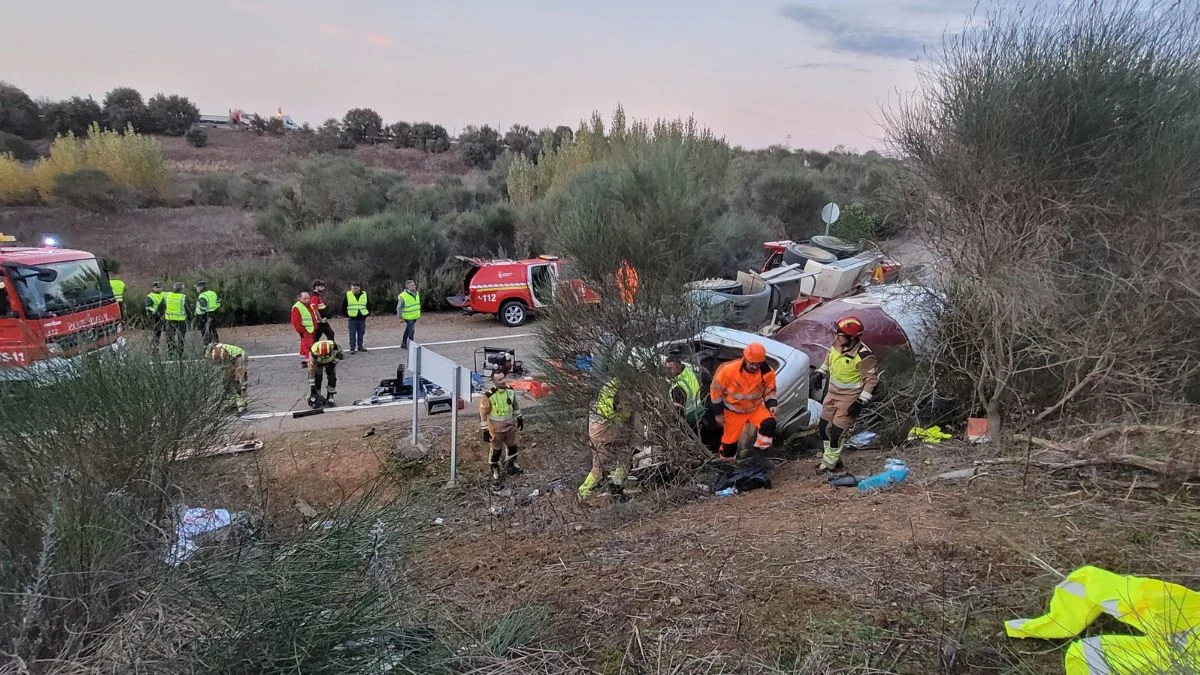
616, 260, 638, 305
709, 342, 778, 460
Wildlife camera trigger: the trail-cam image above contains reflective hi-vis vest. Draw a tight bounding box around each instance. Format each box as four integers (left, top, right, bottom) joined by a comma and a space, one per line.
398, 290, 421, 320
485, 387, 516, 422
163, 292, 188, 322
346, 291, 369, 318
197, 289, 220, 315
211, 343, 245, 360
826, 343, 872, 390
146, 291, 164, 313
109, 278, 125, 302
1007, 565, 1200, 675
594, 379, 629, 422
293, 301, 314, 332
672, 364, 703, 420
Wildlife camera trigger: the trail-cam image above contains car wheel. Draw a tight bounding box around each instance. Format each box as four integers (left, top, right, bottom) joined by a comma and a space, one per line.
499, 300, 528, 327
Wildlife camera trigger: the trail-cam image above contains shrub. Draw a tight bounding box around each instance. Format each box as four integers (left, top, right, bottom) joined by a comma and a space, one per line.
829, 203, 889, 242
0, 82, 42, 139
442, 203, 518, 256
0, 154, 38, 205
0, 131, 39, 161
283, 211, 449, 291
0, 347, 233, 665
295, 156, 404, 224
145, 93, 200, 136
41, 96, 104, 138
185, 126, 208, 148
101, 87, 146, 133
52, 168, 128, 212
195, 172, 233, 205
341, 107, 383, 143
753, 170, 829, 239
458, 125, 504, 169
202, 260, 305, 324
390, 121, 413, 148
30, 123, 169, 201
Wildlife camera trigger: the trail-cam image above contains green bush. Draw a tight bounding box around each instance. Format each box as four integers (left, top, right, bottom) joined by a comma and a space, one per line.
41, 96, 103, 138
458, 124, 504, 168
829, 203, 891, 242
442, 203, 518, 256
297, 156, 405, 224
51, 167, 129, 212
101, 87, 147, 133
283, 211, 450, 296
204, 260, 305, 325
0, 131, 39, 160
394, 179, 500, 220
185, 126, 208, 148
0, 347, 233, 665
195, 172, 232, 205
0, 82, 42, 139
341, 107, 383, 143
753, 170, 829, 239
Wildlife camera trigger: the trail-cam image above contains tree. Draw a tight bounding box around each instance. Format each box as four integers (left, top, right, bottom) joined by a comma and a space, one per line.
341, 108, 383, 143
145, 94, 200, 136
102, 87, 146, 133
504, 124, 538, 160
0, 82, 42, 139
389, 121, 413, 148
457, 125, 504, 169
752, 171, 829, 238
42, 97, 104, 137
885, 0, 1200, 437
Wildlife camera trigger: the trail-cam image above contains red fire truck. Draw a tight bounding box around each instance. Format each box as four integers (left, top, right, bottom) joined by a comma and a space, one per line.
0, 233, 125, 381
447, 255, 599, 327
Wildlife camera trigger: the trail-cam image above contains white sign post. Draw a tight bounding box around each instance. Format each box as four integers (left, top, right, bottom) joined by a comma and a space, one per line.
821, 201, 841, 236
407, 343, 473, 487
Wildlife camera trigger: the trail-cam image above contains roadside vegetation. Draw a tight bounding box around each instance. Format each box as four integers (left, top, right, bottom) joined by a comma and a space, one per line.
2, 0, 1198, 672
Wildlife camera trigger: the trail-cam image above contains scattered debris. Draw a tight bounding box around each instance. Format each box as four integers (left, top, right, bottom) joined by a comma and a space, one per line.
857, 458, 910, 493
826, 473, 862, 488
715, 487, 739, 497
931, 467, 979, 482
293, 497, 318, 519
967, 418, 990, 444
669, 596, 682, 606
907, 426, 952, 444
362, 427, 376, 438
433, 518, 444, 526
174, 439, 262, 461
712, 461, 773, 493
847, 431, 879, 449
167, 507, 243, 565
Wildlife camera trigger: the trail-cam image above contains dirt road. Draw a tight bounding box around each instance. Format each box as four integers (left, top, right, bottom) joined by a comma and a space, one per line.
211, 313, 540, 431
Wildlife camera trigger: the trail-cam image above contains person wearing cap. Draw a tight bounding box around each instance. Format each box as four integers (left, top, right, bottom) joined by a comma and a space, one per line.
813, 315, 879, 473
310, 279, 335, 341
306, 337, 344, 407
158, 282, 192, 357
194, 281, 221, 345
145, 282, 165, 347
709, 342, 778, 461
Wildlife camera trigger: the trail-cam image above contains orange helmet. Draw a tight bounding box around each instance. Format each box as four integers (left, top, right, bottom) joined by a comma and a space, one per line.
743, 342, 767, 363
311, 340, 334, 359
835, 315, 865, 338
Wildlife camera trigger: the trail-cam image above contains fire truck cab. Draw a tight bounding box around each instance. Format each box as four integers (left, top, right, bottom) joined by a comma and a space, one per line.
447, 255, 598, 327
0, 233, 125, 382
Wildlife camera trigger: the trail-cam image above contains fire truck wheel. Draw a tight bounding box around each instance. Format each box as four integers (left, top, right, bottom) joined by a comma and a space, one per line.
499, 300, 528, 327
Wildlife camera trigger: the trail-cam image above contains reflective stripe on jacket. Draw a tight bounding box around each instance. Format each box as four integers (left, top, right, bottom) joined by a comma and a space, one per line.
146, 291, 164, 313
163, 292, 188, 322
481, 387, 518, 424
197, 289, 221, 315
710, 359, 777, 414
398, 291, 421, 320
824, 342, 879, 394
672, 364, 703, 418
593, 378, 629, 422
109, 279, 125, 302
1006, 565, 1200, 675
345, 291, 369, 317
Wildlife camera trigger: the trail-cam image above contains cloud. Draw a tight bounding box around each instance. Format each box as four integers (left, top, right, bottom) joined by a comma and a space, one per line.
788, 62, 873, 72
779, 4, 932, 59
366, 32, 393, 47
318, 24, 341, 35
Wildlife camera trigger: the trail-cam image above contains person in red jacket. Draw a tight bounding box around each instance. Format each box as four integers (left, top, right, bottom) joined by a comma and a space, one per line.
310, 279, 335, 340
291, 291, 316, 368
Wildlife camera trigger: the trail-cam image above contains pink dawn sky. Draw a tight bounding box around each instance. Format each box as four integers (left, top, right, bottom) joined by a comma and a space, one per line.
1, 0, 989, 150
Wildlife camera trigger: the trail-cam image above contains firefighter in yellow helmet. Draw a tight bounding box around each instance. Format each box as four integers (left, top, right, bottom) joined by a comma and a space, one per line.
306, 338, 344, 408
206, 342, 249, 413
813, 315, 879, 473
479, 371, 524, 485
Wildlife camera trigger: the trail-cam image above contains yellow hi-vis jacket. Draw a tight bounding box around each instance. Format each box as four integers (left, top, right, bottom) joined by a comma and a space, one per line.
1006, 565, 1200, 674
